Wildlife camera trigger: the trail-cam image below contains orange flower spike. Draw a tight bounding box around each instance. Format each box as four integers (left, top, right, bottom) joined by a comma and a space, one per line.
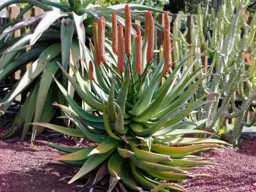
135, 35, 142, 75
136, 25, 141, 36
118, 24, 124, 74
125, 4, 132, 56
164, 28, 171, 73
164, 11, 170, 31
162, 11, 170, 64
98, 17, 106, 63
89, 61, 95, 81
147, 12, 154, 63
93, 22, 100, 65
163, 28, 166, 64
112, 12, 118, 55
144, 11, 150, 39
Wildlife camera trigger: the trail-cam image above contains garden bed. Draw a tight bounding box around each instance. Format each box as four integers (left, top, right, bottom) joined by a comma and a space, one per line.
0, 137, 78, 192
1, 136, 256, 192
184, 137, 256, 192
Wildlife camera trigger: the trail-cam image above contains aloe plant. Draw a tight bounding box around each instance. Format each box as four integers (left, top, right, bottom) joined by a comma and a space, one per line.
33, 7, 228, 191
0, 0, 164, 141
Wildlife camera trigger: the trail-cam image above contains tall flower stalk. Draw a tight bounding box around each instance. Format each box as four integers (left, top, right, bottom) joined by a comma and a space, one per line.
144, 11, 150, 39
164, 11, 170, 31
93, 22, 100, 65
118, 24, 124, 74
112, 12, 118, 55
136, 34, 142, 75
146, 11, 154, 63
125, 4, 132, 57
164, 28, 172, 73
98, 17, 106, 63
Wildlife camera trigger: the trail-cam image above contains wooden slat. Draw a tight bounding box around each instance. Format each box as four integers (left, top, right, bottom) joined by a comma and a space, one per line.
8, 6, 21, 81
134, 20, 140, 26
9, 6, 20, 37
21, 8, 31, 34
31, 7, 43, 31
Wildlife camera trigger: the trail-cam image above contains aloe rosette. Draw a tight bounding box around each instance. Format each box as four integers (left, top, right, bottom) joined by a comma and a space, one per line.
33, 7, 228, 191
0, 0, 165, 140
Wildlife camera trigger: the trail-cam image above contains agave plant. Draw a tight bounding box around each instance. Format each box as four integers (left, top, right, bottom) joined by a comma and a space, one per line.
0, 0, 164, 141
33, 7, 228, 191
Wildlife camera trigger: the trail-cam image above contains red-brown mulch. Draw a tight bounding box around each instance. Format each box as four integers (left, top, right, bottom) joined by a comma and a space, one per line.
0, 137, 79, 192
1, 134, 256, 192
184, 138, 256, 192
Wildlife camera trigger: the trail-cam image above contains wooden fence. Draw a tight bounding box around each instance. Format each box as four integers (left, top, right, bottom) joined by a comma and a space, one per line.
0, 6, 42, 35
0, 6, 43, 80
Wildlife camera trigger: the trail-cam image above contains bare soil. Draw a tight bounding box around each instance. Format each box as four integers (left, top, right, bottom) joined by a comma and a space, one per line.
0, 134, 256, 192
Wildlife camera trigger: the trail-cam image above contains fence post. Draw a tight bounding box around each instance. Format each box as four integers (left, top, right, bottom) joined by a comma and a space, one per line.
186, 15, 192, 46
172, 14, 181, 68
33, 7, 43, 16
157, 13, 164, 50
186, 15, 194, 72
172, 14, 181, 29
